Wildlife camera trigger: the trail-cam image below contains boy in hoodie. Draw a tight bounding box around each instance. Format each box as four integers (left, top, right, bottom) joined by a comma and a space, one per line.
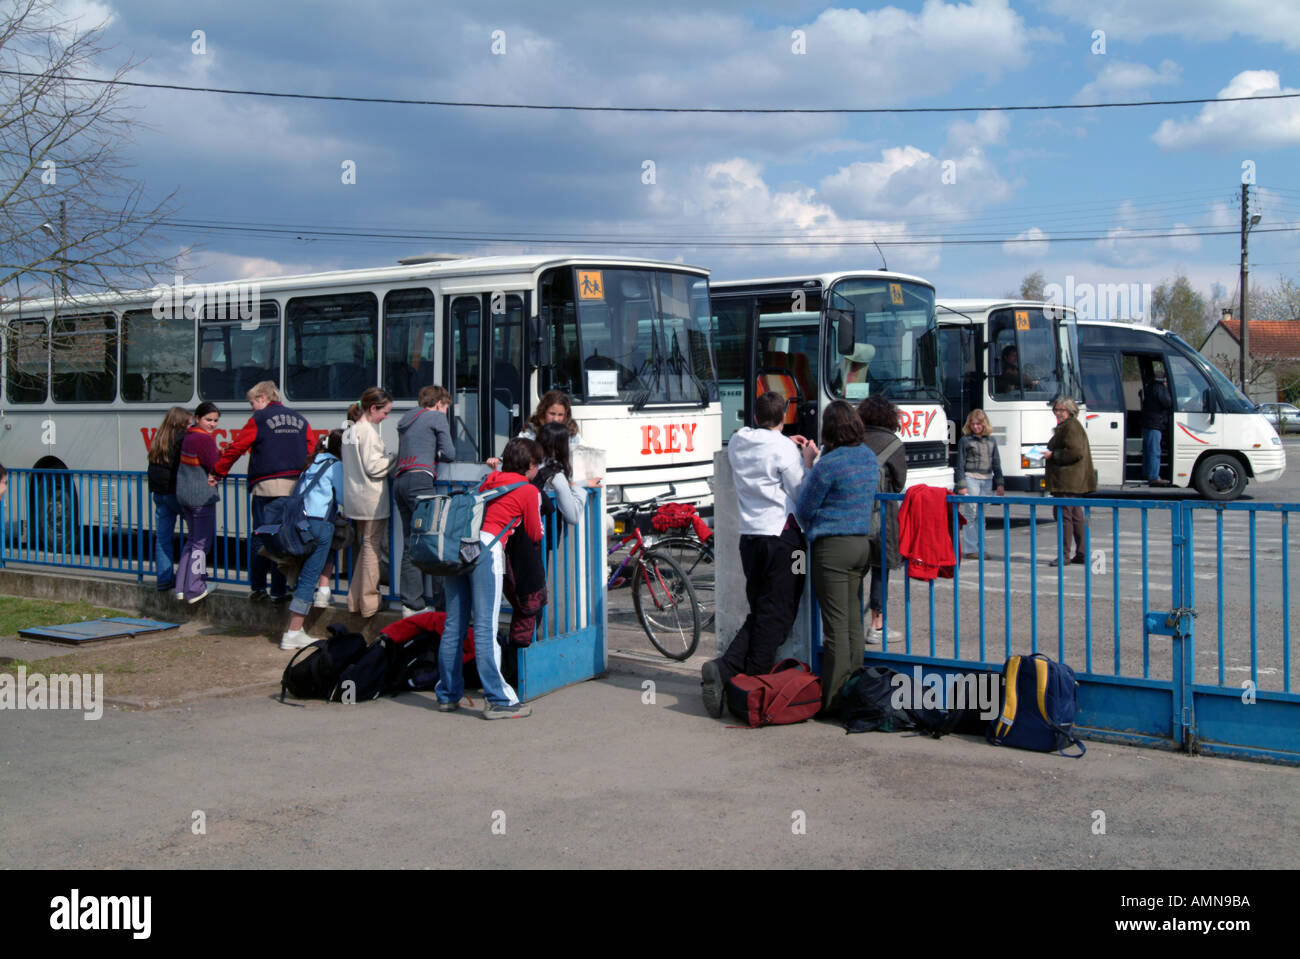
435, 437, 544, 719
700, 390, 816, 718
393, 386, 457, 615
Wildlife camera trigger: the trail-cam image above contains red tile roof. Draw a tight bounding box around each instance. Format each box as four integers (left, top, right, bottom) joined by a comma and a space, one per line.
1208, 320, 1300, 358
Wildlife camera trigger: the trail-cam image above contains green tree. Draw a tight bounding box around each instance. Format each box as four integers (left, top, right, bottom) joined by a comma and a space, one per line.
1007, 270, 1045, 301
1150, 273, 1206, 344
2, 0, 183, 300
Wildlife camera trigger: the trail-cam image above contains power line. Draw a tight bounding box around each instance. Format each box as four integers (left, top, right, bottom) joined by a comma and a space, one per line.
3, 68, 1298, 115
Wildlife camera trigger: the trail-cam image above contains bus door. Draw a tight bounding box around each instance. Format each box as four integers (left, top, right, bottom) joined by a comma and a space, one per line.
755, 298, 820, 441
938, 324, 980, 449
1079, 350, 1124, 485
1163, 351, 1220, 486
446, 291, 527, 462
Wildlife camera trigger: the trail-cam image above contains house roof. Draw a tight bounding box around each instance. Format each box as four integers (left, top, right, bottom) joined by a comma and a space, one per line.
1204, 320, 1300, 358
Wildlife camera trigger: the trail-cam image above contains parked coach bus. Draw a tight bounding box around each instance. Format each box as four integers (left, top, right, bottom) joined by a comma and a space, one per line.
0, 255, 721, 548
937, 299, 1084, 491
710, 270, 952, 487
1077, 320, 1284, 500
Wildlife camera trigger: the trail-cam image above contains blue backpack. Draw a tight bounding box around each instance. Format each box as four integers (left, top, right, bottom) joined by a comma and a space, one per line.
408, 481, 527, 576
255, 459, 335, 558
988, 654, 1086, 757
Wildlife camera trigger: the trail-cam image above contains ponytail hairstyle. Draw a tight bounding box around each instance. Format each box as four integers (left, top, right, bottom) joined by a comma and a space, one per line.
304, 429, 344, 471
149, 406, 193, 464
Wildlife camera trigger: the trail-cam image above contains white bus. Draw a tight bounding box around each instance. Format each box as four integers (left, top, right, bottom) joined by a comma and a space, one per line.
0, 255, 721, 545
936, 299, 1084, 492
710, 270, 951, 486
1077, 321, 1284, 500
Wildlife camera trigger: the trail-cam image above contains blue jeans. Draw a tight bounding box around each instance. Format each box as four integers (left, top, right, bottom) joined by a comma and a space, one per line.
153, 493, 181, 588
1143, 428, 1162, 481
960, 475, 992, 553
289, 518, 336, 616
436, 537, 519, 708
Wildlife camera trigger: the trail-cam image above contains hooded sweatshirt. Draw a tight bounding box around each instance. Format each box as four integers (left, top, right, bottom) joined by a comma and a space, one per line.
480, 470, 543, 546
395, 406, 456, 477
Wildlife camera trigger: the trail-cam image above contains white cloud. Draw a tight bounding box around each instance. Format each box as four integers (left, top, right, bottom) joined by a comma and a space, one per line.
1093, 199, 1202, 267
648, 158, 940, 273
180, 250, 331, 284
1073, 59, 1181, 103
1040, 0, 1300, 53
946, 111, 1010, 151
1003, 227, 1050, 258
818, 140, 1014, 223
1152, 71, 1300, 150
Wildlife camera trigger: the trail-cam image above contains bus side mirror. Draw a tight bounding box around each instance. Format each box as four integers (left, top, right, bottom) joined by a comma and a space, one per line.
1204, 388, 1216, 424
528, 315, 551, 370
829, 308, 855, 356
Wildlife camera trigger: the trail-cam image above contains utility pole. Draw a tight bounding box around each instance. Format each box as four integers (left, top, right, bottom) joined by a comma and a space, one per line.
1239, 184, 1249, 394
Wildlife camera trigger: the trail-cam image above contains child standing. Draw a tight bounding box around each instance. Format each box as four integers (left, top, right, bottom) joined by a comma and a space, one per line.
176, 402, 221, 603
953, 409, 1004, 558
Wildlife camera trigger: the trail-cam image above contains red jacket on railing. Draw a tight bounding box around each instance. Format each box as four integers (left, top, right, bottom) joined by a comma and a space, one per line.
898, 485, 958, 580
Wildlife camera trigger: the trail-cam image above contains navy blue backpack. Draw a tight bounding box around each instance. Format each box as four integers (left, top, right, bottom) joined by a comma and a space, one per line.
988, 653, 1086, 757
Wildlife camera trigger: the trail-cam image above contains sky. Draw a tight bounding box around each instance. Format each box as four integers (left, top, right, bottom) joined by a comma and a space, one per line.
46, 0, 1300, 318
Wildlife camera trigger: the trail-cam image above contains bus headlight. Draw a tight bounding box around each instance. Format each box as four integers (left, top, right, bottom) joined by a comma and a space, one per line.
605, 485, 623, 504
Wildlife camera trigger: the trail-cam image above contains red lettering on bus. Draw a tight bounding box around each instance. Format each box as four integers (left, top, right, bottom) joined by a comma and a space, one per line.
898, 410, 913, 436
140, 427, 156, 451
664, 424, 679, 452
641, 425, 662, 455
681, 422, 697, 452
921, 410, 937, 437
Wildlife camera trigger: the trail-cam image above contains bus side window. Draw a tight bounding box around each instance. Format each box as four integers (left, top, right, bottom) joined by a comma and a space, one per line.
1166, 354, 1209, 413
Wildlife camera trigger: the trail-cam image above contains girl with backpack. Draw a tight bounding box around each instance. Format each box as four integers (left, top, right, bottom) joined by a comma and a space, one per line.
858, 396, 906, 643
146, 406, 192, 593
280, 429, 346, 651
176, 402, 221, 604
435, 437, 544, 719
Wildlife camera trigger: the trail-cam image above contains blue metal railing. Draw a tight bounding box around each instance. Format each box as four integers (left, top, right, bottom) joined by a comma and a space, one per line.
0, 467, 606, 701
858, 490, 1300, 763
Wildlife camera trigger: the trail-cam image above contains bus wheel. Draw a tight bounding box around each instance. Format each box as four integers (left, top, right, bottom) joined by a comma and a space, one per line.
1192, 454, 1247, 501
28, 471, 79, 554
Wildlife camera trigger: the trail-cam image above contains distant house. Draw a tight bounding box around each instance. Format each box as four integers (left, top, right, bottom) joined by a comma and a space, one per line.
1200, 319, 1300, 403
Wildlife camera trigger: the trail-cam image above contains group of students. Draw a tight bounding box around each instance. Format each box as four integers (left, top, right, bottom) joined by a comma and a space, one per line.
702, 390, 1096, 720
144, 383, 594, 720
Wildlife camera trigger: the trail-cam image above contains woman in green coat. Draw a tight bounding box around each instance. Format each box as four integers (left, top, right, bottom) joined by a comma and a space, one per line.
1044, 396, 1095, 566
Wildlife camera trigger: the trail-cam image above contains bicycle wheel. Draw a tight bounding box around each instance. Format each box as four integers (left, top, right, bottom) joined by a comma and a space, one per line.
651, 536, 714, 631
631, 550, 701, 660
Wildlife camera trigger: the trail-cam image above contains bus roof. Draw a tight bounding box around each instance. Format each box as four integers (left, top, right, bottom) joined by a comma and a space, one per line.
2, 254, 709, 315
936, 298, 1077, 318
712, 269, 933, 292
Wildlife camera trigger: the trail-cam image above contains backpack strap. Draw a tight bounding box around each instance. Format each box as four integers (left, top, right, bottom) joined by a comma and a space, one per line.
279, 641, 322, 704
481, 517, 521, 553
991, 656, 1021, 741
878, 437, 903, 463
1029, 656, 1087, 757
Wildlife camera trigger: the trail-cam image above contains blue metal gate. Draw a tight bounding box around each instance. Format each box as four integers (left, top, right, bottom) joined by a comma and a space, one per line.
856, 492, 1300, 764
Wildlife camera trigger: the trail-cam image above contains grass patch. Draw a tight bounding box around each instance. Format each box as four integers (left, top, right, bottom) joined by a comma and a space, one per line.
0, 595, 128, 640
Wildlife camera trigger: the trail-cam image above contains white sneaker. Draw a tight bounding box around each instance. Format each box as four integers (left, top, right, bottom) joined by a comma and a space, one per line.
401, 605, 423, 618
174, 591, 184, 601
187, 586, 215, 605
313, 587, 332, 609
280, 629, 312, 651
866, 626, 883, 645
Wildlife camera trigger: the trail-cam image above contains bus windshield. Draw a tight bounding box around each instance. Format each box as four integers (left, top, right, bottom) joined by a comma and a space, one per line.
826, 277, 939, 402
549, 267, 717, 407
988, 307, 1079, 402
1168, 332, 1256, 414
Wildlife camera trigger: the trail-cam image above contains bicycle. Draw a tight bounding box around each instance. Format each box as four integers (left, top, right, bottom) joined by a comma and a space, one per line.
607, 490, 701, 660
648, 503, 715, 632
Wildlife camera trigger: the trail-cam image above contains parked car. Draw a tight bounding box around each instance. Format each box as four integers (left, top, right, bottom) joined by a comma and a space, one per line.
1258, 402, 1300, 434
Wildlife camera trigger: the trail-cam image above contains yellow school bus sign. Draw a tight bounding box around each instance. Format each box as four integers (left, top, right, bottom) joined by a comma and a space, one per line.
578, 270, 605, 300
1015, 310, 1031, 330
889, 282, 904, 305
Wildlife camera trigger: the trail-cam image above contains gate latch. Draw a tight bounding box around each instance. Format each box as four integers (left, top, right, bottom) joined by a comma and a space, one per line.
1145, 607, 1197, 636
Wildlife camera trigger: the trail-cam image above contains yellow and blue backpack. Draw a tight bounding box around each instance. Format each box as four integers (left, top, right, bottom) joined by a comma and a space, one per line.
988, 654, 1086, 757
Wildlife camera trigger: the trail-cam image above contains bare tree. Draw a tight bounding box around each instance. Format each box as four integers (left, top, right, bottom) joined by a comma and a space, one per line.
1, 0, 184, 302
1004, 270, 1045, 301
